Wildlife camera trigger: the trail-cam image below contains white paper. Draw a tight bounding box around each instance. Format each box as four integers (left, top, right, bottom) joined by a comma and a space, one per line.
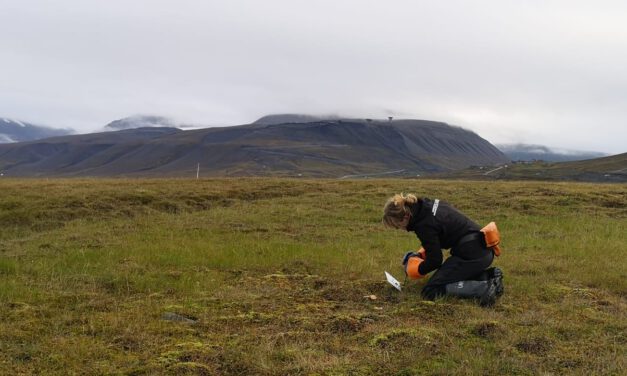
385, 271, 402, 291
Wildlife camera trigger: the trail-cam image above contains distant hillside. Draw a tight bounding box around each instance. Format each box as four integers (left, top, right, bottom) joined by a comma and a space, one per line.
0, 116, 508, 177
0, 118, 73, 143
442, 152, 627, 182
497, 143, 606, 162
104, 115, 177, 130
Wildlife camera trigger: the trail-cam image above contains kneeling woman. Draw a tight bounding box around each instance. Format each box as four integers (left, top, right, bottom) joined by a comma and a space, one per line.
382, 193, 503, 307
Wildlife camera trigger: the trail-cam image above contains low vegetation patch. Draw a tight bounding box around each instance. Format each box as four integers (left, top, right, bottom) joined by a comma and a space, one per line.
0, 178, 625, 374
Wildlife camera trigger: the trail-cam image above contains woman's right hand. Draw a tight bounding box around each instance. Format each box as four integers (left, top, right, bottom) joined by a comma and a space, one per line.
405, 256, 425, 280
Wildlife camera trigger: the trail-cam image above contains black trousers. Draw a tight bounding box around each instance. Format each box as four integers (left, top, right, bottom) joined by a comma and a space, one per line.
422, 239, 494, 300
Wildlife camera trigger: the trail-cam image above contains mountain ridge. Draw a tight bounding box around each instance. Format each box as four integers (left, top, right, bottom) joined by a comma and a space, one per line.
0, 117, 74, 143
0, 116, 508, 177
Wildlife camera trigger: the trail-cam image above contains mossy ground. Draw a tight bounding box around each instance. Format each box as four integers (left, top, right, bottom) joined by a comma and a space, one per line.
0, 178, 625, 375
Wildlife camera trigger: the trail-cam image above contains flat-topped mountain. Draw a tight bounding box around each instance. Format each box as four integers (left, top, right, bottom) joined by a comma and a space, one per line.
0, 116, 509, 177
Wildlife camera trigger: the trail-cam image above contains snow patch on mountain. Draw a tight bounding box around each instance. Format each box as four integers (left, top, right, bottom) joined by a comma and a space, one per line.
0, 116, 74, 142
0, 134, 16, 143
2, 118, 26, 127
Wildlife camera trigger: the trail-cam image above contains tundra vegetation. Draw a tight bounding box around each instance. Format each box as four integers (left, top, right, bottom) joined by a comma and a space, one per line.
0, 178, 625, 375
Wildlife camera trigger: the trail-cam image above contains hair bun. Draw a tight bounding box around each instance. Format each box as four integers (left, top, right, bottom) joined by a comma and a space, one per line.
393, 195, 403, 206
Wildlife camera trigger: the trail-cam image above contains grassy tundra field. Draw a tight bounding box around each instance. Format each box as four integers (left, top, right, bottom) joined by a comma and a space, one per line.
1, 178, 625, 375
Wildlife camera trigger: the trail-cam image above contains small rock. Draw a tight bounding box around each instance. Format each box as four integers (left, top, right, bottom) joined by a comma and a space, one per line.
161, 312, 197, 324
364, 295, 378, 300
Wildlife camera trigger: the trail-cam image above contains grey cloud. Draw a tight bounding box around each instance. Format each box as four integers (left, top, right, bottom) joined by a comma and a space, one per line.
0, 0, 626, 153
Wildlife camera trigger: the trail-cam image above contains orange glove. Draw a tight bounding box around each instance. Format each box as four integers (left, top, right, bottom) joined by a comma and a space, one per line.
405, 256, 425, 280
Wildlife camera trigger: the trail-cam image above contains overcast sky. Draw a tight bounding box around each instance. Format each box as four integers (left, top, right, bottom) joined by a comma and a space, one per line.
1, 1, 626, 154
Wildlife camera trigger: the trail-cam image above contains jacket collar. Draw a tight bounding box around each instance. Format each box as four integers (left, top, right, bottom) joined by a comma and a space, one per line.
405, 199, 424, 232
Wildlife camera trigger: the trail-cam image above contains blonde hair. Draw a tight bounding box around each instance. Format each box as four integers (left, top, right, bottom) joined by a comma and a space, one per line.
382, 193, 418, 228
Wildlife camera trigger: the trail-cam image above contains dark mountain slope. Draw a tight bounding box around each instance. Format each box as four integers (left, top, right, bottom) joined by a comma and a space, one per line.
0, 127, 182, 176
0, 117, 508, 177
253, 114, 339, 125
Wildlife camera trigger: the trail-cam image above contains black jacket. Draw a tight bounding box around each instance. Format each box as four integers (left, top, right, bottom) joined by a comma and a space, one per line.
406, 198, 481, 275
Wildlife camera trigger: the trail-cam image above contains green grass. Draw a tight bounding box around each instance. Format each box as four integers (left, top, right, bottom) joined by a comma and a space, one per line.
0, 178, 625, 375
